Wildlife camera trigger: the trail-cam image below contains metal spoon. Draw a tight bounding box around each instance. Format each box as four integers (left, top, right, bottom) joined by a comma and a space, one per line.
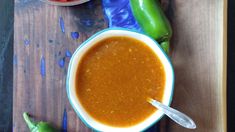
148, 98, 196, 129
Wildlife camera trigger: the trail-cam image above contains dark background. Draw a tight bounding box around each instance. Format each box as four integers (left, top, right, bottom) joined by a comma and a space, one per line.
0, 0, 234, 132
0, 0, 13, 131
227, 0, 234, 132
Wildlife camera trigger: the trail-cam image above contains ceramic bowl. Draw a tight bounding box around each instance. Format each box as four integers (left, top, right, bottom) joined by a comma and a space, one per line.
40, 0, 90, 6
66, 28, 175, 132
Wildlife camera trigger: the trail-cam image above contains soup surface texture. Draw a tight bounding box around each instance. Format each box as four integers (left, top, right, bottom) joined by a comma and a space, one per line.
76, 36, 165, 127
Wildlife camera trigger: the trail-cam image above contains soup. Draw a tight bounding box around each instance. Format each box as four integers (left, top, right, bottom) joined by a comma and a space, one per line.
75, 36, 165, 127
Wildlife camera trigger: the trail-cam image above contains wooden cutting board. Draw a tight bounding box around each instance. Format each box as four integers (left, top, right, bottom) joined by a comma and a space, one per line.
13, 0, 227, 131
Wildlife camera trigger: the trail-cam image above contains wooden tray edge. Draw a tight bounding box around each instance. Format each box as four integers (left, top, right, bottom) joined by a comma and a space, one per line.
222, 0, 227, 131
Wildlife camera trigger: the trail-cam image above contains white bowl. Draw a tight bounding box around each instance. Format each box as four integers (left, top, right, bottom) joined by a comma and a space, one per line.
40, 0, 90, 6
66, 28, 175, 132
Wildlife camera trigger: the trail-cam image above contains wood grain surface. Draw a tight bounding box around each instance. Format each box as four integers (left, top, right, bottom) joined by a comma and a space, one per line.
13, 0, 107, 131
166, 0, 227, 132
13, 0, 227, 132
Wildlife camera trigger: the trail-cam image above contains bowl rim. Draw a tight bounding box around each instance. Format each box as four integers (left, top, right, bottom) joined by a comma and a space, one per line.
66, 28, 175, 131
40, 0, 90, 6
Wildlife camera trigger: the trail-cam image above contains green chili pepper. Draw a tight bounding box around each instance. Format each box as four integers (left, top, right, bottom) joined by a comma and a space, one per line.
130, 0, 172, 54
23, 112, 58, 132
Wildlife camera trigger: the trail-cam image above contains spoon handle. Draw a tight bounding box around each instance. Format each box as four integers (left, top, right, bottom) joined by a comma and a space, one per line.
148, 99, 196, 129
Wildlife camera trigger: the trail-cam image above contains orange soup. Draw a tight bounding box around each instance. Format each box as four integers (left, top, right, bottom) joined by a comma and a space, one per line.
75, 36, 165, 127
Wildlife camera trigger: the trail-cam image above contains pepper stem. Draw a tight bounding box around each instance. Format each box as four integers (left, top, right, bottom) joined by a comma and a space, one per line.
160, 41, 170, 55
23, 112, 37, 131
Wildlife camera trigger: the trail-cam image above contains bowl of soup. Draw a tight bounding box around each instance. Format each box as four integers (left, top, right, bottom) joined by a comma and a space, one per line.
66, 28, 174, 131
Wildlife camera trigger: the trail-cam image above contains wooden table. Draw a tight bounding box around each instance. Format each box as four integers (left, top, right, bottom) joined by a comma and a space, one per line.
13, 0, 227, 131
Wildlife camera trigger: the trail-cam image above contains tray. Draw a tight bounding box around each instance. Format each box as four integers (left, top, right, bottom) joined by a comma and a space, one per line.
13, 0, 227, 131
